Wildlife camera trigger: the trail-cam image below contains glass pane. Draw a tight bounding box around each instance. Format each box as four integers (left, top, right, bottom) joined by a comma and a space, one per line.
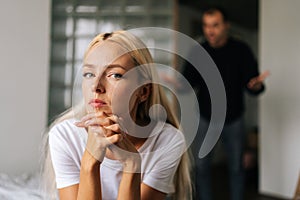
52, 0, 73, 13
50, 62, 73, 87
75, 18, 97, 36
150, 0, 173, 10
125, 0, 145, 13
64, 88, 72, 108
97, 17, 122, 33
51, 41, 66, 61
75, 5, 98, 13
49, 87, 72, 118
50, 64, 65, 85
73, 62, 83, 78
151, 16, 172, 28
52, 17, 73, 36
76, 0, 99, 6
100, 0, 122, 12
48, 103, 66, 122
49, 88, 66, 107
72, 62, 83, 106
124, 16, 148, 28
75, 37, 93, 60
51, 39, 73, 61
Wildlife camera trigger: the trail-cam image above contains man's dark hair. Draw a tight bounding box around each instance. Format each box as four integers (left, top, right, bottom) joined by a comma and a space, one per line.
202, 6, 229, 22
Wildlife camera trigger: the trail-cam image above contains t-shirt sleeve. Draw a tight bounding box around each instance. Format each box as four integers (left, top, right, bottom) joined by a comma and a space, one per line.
49, 125, 80, 189
142, 129, 186, 194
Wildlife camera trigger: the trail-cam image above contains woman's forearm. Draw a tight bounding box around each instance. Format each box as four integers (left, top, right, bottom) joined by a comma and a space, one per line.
77, 150, 102, 200
117, 172, 141, 200
117, 159, 141, 200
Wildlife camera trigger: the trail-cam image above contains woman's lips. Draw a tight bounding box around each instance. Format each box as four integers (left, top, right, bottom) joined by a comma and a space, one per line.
89, 99, 107, 108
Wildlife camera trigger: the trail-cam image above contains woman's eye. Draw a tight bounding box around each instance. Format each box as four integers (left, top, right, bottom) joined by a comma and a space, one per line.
83, 72, 95, 78
111, 73, 123, 79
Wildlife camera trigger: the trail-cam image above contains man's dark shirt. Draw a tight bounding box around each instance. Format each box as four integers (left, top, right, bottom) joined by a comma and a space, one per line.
182, 37, 264, 123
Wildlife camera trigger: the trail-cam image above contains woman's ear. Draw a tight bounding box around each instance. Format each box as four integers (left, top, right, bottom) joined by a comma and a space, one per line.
139, 84, 152, 103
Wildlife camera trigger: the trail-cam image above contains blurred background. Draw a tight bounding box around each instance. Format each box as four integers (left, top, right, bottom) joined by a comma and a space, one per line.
0, 0, 299, 199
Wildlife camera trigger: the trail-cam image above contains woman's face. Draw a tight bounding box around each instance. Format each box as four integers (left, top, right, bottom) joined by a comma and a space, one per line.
82, 41, 144, 118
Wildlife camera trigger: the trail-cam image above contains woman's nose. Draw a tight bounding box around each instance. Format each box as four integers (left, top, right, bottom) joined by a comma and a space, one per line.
92, 77, 105, 93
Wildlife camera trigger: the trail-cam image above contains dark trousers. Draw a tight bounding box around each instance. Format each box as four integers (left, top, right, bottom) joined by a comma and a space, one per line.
192, 117, 246, 200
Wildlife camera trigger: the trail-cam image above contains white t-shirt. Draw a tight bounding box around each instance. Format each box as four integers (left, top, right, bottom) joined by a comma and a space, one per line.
49, 118, 186, 199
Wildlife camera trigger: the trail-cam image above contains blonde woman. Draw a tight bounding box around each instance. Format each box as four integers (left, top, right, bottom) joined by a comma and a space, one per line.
45, 30, 192, 200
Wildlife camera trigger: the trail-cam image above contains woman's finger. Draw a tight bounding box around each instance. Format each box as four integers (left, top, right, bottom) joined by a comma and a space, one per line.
85, 117, 111, 127
81, 112, 101, 122
104, 123, 122, 134
107, 115, 119, 123
88, 126, 106, 137
75, 113, 112, 127
80, 111, 110, 123
106, 134, 123, 145
107, 115, 129, 134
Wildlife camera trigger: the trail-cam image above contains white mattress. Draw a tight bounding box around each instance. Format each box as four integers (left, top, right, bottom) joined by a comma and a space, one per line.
0, 173, 43, 200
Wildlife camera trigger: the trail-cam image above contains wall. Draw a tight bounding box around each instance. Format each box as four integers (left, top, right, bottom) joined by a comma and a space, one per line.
259, 0, 300, 198
0, 0, 50, 175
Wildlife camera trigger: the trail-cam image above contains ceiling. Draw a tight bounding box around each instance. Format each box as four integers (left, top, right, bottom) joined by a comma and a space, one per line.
179, 0, 258, 30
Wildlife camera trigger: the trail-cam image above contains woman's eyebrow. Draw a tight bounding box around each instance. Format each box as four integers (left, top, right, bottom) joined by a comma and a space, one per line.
106, 64, 127, 71
83, 63, 95, 68
83, 63, 127, 71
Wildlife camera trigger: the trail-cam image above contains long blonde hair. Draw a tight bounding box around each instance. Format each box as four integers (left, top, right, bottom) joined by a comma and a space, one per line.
42, 30, 192, 200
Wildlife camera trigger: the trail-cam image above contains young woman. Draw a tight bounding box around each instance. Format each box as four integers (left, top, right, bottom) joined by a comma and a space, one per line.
44, 30, 192, 200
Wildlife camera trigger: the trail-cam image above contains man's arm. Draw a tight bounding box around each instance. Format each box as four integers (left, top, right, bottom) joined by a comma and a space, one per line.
247, 70, 270, 92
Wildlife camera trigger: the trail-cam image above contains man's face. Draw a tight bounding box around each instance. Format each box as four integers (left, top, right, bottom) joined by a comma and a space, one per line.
202, 11, 229, 48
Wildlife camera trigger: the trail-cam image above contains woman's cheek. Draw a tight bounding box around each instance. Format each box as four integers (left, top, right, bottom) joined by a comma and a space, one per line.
82, 81, 92, 112
111, 81, 140, 116
111, 85, 128, 115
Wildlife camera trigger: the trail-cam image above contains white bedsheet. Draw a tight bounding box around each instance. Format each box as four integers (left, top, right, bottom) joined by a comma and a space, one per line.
0, 173, 43, 200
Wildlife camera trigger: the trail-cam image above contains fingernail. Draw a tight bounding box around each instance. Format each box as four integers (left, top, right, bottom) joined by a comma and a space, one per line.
103, 125, 110, 129
74, 122, 80, 126
113, 114, 119, 118
85, 120, 91, 126
75, 122, 86, 127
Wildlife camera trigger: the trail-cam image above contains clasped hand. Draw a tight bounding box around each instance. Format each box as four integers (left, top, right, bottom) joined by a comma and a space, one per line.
75, 112, 141, 172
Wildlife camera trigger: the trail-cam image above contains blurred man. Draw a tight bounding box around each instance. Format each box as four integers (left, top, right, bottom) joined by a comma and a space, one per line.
181, 6, 269, 200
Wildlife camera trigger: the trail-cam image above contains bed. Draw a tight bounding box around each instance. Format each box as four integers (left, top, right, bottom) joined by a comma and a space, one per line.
0, 173, 43, 200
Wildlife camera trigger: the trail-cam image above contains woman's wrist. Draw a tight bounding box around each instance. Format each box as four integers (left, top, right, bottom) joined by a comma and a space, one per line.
122, 156, 142, 173
81, 149, 101, 173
